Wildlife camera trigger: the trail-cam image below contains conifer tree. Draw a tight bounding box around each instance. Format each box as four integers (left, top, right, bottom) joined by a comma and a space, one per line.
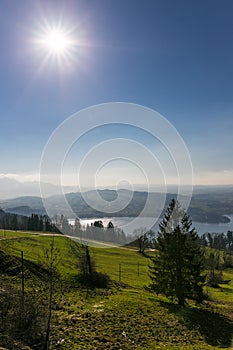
149, 199, 205, 305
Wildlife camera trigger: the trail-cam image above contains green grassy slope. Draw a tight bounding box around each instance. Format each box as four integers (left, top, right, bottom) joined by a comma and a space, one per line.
0, 230, 233, 350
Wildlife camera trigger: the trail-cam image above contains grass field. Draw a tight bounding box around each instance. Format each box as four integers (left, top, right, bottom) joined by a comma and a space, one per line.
0, 229, 233, 350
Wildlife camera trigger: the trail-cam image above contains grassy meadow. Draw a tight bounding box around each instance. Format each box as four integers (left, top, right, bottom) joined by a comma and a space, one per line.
0, 229, 233, 349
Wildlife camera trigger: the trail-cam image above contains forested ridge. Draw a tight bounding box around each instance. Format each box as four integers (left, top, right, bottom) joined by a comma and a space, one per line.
1, 188, 233, 223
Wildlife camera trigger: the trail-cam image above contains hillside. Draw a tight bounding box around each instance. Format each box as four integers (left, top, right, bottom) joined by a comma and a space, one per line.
0, 188, 233, 223
0, 230, 232, 349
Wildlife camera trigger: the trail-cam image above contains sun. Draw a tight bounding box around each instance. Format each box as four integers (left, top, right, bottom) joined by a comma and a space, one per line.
32, 20, 87, 70
33, 23, 77, 63
39, 28, 72, 56
42, 30, 70, 54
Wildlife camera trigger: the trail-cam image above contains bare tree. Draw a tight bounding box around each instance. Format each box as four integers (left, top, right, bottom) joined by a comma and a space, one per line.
134, 227, 148, 254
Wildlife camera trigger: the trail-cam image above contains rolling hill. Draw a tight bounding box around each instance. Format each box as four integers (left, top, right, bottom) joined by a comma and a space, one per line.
0, 188, 232, 224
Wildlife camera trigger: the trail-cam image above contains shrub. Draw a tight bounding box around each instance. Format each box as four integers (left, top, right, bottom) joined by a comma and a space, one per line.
76, 271, 111, 289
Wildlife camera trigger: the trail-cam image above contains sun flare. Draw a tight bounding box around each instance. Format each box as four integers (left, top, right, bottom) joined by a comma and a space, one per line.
33, 20, 88, 69
34, 24, 76, 62
42, 30, 70, 54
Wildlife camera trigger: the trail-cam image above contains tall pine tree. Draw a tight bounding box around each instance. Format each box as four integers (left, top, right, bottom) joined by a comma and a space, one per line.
149, 199, 205, 305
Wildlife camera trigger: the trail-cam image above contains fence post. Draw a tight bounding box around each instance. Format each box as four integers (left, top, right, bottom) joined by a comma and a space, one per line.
119, 263, 122, 282
21, 251, 25, 308
137, 262, 140, 277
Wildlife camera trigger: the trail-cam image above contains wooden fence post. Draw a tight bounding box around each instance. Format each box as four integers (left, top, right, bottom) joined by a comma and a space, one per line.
119, 263, 122, 282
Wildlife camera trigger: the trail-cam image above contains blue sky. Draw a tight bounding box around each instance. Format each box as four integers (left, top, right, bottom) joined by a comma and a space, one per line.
0, 0, 233, 187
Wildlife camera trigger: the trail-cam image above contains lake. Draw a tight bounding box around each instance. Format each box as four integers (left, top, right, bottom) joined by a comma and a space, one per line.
70, 215, 233, 236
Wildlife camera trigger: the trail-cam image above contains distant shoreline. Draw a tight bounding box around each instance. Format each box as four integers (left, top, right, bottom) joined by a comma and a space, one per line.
69, 215, 233, 235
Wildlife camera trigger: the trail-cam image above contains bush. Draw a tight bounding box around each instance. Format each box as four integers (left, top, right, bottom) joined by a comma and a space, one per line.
207, 271, 224, 288
76, 271, 111, 289
0, 286, 48, 349
223, 253, 233, 269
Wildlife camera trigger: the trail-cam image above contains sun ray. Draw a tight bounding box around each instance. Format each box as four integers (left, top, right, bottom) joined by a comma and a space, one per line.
36, 27, 73, 57
31, 17, 82, 67
28, 17, 92, 86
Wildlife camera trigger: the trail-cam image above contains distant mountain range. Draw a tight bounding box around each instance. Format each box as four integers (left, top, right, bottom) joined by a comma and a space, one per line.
0, 177, 79, 199
0, 187, 233, 224
0, 176, 232, 198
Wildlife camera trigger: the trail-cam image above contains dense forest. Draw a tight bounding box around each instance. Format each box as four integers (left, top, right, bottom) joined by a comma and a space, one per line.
0, 209, 59, 233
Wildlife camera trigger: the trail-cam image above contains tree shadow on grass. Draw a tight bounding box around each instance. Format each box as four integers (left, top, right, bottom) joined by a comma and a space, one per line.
218, 286, 233, 294
158, 299, 233, 348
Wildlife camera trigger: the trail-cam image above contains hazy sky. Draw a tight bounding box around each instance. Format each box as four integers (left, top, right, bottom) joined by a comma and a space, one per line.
0, 0, 233, 187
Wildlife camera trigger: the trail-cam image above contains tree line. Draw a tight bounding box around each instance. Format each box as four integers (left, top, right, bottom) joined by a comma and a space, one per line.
199, 231, 233, 251
133, 226, 233, 254
56, 216, 127, 244
0, 211, 59, 232
0, 210, 127, 244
